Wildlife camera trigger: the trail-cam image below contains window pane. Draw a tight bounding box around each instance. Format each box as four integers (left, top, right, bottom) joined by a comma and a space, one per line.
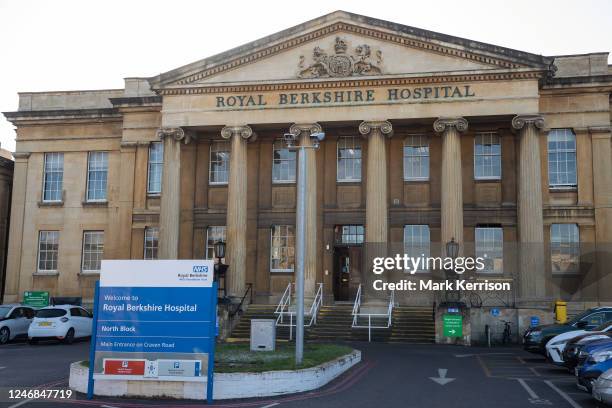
210, 141, 230, 184
82, 231, 104, 271
147, 142, 163, 193
144, 227, 159, 260
403, 135, 429, 180
403, 225, 430, 272
474, 133, 501, 180
272, 140, 296, 183
86, 152, 108, 201
38, 231, 59, 272
43, 153, 64, 201
551, 223, 580, 273
548, 129, 577, 187
270, 225, 295, 272
475, 227, 503, 273
337, 137, 362, 181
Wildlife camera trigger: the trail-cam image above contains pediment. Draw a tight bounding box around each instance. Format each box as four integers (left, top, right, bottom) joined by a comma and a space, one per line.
149, 11, 552, 90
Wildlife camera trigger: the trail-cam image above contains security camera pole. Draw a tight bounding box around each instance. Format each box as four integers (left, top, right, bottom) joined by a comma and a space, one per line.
284, 130, 324, 365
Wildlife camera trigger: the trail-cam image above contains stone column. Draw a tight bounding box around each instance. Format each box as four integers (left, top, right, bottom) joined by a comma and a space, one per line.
3, 152, 29, 303
221, 125, 255, 299
590, 126, 612, 302
512, 115, 546, 305
158, 127, 190, 259
434, 117, 468, 249
289, 123, 321, 298
359, 121, 393, 243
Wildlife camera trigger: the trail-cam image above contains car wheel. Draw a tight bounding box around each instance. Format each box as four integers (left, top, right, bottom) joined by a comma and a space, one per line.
0, 327, 10, 344
63, 328, 75, 345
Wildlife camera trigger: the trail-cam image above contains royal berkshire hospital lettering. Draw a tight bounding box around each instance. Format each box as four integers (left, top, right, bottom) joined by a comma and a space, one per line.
215, 85, 476, 108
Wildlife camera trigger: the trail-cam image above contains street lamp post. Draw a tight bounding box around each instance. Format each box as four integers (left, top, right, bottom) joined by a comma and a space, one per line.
283, 130, 324, 366
213, 240, 229, 301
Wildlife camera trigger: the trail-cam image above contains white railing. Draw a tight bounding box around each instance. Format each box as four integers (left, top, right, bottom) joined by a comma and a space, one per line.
351, 284, 395, 342
274, 282, 324, 340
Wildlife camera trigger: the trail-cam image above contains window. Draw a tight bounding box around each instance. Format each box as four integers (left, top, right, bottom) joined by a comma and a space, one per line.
548, 129, 577, 188
474, 132, 501, 180
144, 227, 159, 260
42, 152, 64, 202
337, 136, 362, 182
551, 224, 580, 273
147, 142, 163, 194
475, 227, 503, 273
82, 231, 104, 272
335, 225, 364, 245
206, 226, 227, 259
270, 225, 295, 272
37, 231, 59, 272
403, 135, 429, 180
403, 225, 430, 272
209, 141, 230, 184
272, 140, 296, 183
86, 151, 108, 201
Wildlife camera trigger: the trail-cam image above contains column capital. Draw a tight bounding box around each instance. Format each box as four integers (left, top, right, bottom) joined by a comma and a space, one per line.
511, 115, 545, 131
12, 151, 30, 160
289, 123, 322, 137
433, 117, 468, 133
358, 120, 393, 137
221, 125, 255, 141
157, 127, 191, 144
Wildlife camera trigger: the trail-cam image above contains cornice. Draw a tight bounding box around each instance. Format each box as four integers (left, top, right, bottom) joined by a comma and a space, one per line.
156, 22, 539, 89
158, 70, 543, 96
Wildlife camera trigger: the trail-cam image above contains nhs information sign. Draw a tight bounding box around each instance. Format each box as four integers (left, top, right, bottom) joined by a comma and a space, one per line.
88, 260, 217, 402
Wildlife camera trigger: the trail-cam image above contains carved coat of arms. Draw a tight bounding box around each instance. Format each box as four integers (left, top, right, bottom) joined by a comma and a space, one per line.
298, 37, 383, 78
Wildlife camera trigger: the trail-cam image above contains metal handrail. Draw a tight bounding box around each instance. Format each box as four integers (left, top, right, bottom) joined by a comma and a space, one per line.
274, 282, 323, 340
351, 284, 395, 342
229, 283, 253, 318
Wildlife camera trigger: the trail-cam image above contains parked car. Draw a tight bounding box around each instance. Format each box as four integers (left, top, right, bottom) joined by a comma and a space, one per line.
28, 305, 92, 344
0, 305, 36, 344
576, 341, 612, 392
546, 321, 612, 365
523, 307, 612, 354
564, 335, 612, 370
592, 368, 612, 406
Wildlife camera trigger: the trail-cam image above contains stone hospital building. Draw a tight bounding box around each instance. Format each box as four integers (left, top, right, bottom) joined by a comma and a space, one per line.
3, 11, 612, 313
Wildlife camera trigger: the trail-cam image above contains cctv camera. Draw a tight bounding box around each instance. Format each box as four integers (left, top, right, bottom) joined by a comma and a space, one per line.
310, 132, 325, 142
283, 133, 297, 147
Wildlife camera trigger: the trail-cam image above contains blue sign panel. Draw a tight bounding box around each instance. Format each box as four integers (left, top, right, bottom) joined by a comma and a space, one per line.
530, 316, 540, 327
491, 308, 500, 317
88, 260, 217, 403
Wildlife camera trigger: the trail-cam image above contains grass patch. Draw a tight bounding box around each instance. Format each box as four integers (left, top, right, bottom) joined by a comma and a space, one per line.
214, 343, 353, 373
79, 343, 353, 374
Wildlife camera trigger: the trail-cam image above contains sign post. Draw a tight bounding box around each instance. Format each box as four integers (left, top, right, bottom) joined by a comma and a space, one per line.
23, 291, 49, 308
443, 314, 463, 338
88, 260, 217, 402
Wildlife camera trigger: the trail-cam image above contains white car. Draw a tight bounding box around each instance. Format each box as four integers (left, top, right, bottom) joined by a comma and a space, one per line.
0, 305, 36, 344
546, 321, 612, 365
28, 305, 92, 344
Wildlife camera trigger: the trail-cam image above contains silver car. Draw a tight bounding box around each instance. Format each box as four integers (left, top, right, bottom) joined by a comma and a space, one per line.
593, 368, 612, 406
0, 304, 36, 344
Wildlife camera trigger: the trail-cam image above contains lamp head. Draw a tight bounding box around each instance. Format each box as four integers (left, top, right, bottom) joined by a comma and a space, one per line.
213, 240, 226, 261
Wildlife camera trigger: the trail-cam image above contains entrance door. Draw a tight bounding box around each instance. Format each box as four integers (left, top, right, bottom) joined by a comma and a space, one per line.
333, 246, 362, 301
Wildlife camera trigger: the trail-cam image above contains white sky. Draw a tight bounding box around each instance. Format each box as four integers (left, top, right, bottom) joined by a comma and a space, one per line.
0, 0, 610, 152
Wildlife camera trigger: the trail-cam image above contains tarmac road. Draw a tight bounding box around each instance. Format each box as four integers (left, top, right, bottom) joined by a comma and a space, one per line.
0, 340, 601, 408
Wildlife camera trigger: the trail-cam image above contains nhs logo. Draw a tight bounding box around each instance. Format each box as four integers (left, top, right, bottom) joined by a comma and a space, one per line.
193, 265, 209, 273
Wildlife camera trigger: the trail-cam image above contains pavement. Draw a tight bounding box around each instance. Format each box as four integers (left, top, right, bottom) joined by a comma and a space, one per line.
0, 339, 602, 408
